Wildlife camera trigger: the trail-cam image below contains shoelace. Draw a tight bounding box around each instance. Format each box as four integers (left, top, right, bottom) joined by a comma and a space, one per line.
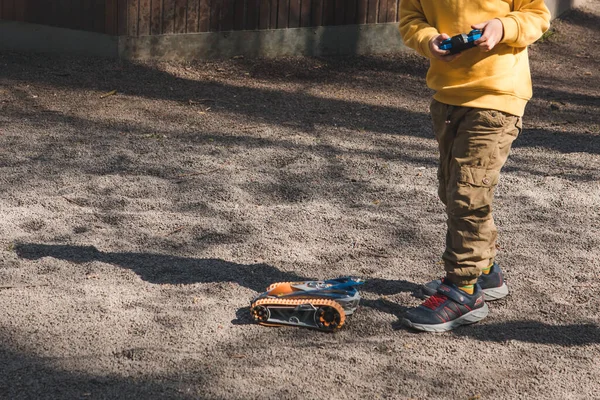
422, 293, 448, 310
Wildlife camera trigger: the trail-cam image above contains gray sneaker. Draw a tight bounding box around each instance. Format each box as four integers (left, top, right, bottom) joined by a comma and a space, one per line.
404, 282, 489, 332
420, 262, 509, 301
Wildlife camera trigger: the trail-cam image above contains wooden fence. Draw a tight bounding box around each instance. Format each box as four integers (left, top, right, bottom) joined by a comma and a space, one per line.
0, 0, 401, 36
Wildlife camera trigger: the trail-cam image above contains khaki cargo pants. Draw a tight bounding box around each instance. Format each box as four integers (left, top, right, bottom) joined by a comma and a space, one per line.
430, 99, 522, 286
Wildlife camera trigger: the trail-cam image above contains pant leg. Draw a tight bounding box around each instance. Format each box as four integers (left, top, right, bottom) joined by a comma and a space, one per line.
430, 99, 521, 286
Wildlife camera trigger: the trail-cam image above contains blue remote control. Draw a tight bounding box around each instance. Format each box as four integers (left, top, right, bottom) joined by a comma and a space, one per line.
439, 29, 483, 54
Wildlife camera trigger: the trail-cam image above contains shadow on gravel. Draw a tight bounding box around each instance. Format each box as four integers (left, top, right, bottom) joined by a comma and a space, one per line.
562, 8, 600, 30
1, 52, 433, 139
361, 298, 410, 317
15, 243, 309, 293
16, 243, 421, 296
0, 343, 208, 400
361, 279, 420, 296
453, 320, 600, 346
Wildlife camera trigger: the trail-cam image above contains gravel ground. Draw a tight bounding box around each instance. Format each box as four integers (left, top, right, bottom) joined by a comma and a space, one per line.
1, 4, 599, 399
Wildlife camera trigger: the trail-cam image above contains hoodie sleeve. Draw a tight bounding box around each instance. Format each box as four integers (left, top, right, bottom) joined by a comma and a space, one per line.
398, 0, 440, 59
498, 0, 551, 47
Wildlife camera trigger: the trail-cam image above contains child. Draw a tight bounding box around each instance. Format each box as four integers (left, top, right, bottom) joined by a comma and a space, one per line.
398, 0, 551, 332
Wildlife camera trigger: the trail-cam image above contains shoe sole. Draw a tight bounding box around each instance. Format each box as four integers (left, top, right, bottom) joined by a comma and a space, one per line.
402, 303, 489, 333
419, 283, 509, 301
483, 283, 509, 301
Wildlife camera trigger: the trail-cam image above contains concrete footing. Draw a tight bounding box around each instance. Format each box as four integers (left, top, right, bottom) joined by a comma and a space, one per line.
120, 23, 407, 60
0, 21, 118, 58
0, 20, 406, 60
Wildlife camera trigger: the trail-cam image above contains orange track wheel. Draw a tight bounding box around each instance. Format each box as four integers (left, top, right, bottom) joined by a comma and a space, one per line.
250, 298, 346, 331
251, 304, 270, 323
315, 305, 342, 331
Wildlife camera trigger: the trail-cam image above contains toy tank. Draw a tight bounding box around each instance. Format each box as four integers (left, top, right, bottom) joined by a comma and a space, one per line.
250, 277, 364, 331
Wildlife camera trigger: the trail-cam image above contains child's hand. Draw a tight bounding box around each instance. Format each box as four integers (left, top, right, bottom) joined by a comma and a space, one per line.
429, 34, 462, 62
472, 19, 504, 52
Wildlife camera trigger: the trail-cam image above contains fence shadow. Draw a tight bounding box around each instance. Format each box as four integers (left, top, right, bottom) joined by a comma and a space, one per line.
14, 243, 308, 293
15, 243, 421, 296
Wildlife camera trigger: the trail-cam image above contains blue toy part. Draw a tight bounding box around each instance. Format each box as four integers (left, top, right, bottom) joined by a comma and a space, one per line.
304, 277, 365, 292
439, 29, 482, 53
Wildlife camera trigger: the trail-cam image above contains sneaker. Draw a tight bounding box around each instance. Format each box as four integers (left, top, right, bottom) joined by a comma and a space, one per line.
403, 282, 489, 332
420, 262, 509, 301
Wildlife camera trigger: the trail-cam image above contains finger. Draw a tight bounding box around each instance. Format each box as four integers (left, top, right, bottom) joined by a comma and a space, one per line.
474, 30, 492, 44
477, 42, 493, 52
471, 22, 486, 30
434, 47, 451, 56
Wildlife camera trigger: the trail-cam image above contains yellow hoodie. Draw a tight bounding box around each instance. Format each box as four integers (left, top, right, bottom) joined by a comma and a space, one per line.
399, 0, 551, 116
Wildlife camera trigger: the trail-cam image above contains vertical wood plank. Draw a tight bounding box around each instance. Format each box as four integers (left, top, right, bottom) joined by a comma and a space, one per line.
209, 0, 220, 31
221, 0, 234, 31
258, 0, 270, 29
385, 0, 395, 22
311, 0, 323, 26
289, 0, 300, 28
45, 0, 56, 27
357, 0, 368, 24
233, 0, 245, 30
63, 0, 72, 26
150, 0, 162, 34
34, 0, 44, 24
187, 0, 199, 33
70, 0, 82, 29
45, 0, 55, 26
269, 0, 277, 28
377, 0, 387, 23
106, 0, 118, 34
83, 0, 93, 31
94, 0, 106, 32
80, 0, 87, 30
334, 0, 344, 25
163, 0, 175, 33
367, 0, 377, 23
1, 0, 14, 21
85, 0, 93, 30
277, 0, 288, 29
199, 0, 209, 31
174, 0, 187, 33
117, 0, 127, 35
14, 0, 25, 21
300, 0, 311, 27
246, 0, 259, 30
127, 0, 139, 35
50, 0, 60, 26
323, 0, 335, 25
345, 0, 357, 24
25, 0, 32, 23
138, 0, 151, 35
24, 0, 33, 22
43, 0, 55, 25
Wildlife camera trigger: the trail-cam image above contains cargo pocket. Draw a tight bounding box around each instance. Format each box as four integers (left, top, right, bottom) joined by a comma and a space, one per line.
458, 166, 500, 188
450, 166, 500, 214
475, 109, 508, 129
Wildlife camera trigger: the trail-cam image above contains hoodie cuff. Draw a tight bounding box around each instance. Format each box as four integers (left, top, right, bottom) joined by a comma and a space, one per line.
498, 16, 519, 44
